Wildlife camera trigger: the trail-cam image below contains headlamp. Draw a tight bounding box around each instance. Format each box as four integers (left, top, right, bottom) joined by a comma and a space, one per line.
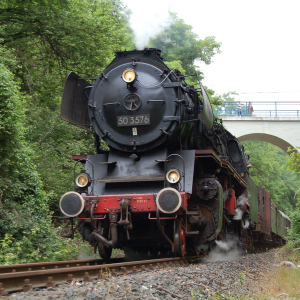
122, 69, 136, 83
75, 172, 90, 188
166, 169, 181, 184
156, 187, 182, 214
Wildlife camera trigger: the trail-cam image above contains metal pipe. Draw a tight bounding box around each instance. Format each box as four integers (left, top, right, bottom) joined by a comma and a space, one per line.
91, 212, 118, 248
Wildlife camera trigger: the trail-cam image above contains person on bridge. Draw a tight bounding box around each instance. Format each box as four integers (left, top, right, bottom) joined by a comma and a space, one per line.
248, 102, 254, 116
237, 101, 243, 116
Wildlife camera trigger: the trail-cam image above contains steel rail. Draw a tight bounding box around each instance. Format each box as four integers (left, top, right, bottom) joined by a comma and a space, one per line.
0, 256, 202, 294
0, 258, 107, 274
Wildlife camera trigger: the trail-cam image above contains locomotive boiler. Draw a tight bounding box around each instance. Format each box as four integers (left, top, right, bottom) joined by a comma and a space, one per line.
59, 49, 290, 259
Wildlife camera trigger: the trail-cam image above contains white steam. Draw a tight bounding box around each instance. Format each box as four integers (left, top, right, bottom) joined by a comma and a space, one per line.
125, 1, 172, 50
77, 248, 96, 260
233, 194, 249, 221
209, 236, 242, 262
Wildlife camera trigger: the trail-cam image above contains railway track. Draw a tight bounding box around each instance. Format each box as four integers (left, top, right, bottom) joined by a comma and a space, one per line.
0, 256, 202, 294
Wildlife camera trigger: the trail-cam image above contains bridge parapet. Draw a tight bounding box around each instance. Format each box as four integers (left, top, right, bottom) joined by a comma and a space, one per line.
219, 116, 300, 152
215, 101, 300, 117
220, 116, 300, 121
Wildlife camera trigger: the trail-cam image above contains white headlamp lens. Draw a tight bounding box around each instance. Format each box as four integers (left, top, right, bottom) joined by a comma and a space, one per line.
75, 173, 89, 187
122, 69, 136, 83
166, 170, 180, 184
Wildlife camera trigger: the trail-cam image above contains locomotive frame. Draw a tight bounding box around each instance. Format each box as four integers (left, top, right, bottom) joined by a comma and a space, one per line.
59, 49, 290, 259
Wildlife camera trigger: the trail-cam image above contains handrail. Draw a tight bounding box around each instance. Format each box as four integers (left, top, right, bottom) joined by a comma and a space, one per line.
214, 101, 300, 117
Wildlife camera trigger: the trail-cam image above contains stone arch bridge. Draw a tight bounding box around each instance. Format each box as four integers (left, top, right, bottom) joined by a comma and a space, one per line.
221, 117, 300, 153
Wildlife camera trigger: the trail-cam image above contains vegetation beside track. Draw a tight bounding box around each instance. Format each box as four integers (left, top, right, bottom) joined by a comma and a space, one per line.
1, 0, 300, 264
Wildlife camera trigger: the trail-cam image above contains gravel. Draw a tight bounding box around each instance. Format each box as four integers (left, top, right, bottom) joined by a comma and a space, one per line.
0, 251, 278, 300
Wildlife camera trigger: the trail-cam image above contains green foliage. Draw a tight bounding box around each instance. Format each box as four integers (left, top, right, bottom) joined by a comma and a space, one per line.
234, 271, 246, 286
150, 12, 221, 74
284, 147, 300, 240
221, 91, 239, 102
164, 60, 186, 74
242, 141, 300, 213
190, 286, 261, 300
0, 226, 90, 264
286, 147, 300, 175
0, 0, 133, 263
0, 50, 46, 213
0, 48, 74, 263
1, 0, 133, 107
0, 0, 133, 214
0, 219, 81, 264
149, 11, 221, 90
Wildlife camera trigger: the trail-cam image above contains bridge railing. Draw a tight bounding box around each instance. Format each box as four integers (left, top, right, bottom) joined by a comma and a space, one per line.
214, 101, 300, 117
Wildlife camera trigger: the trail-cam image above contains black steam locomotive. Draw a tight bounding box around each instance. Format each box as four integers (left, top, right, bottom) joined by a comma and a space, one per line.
59, 49, 290, 259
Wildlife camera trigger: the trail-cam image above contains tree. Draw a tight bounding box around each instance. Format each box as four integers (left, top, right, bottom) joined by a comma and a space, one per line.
0, 47, 60, 263
243, 141, 300, 212
0, 0, 134, 212
149, 12, 221, 74
214, 91, 239, 116
0, 0, 135, 263
149, 12, 221, 104
285, 147, 300, 240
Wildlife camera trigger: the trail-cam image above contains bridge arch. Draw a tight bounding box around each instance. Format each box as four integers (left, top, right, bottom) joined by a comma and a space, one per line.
221, 117, 300, 153
237, 133, 295, 153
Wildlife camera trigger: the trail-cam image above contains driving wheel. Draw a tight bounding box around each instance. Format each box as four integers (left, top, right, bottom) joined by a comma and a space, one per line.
174, 218, 186, 257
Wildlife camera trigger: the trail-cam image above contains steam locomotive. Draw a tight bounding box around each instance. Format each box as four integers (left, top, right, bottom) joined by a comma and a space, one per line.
59, 49, 290, 260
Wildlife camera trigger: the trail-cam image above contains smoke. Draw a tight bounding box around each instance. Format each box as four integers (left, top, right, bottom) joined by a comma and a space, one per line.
233, 194, 249, 221
208, 236, 242, 262
124, 1, 172, 50
77, 248, 96, 260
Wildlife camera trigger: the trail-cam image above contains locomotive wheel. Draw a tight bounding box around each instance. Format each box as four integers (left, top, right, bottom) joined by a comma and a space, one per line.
174, 218, 186, 257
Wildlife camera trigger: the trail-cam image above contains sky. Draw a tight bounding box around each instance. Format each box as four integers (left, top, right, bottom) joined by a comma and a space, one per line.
121, 0, 300, 103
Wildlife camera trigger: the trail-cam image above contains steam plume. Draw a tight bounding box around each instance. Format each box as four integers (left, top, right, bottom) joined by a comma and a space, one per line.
233, 194, 249, 220
209, 236, 242, 262
125, 1, 172, 50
